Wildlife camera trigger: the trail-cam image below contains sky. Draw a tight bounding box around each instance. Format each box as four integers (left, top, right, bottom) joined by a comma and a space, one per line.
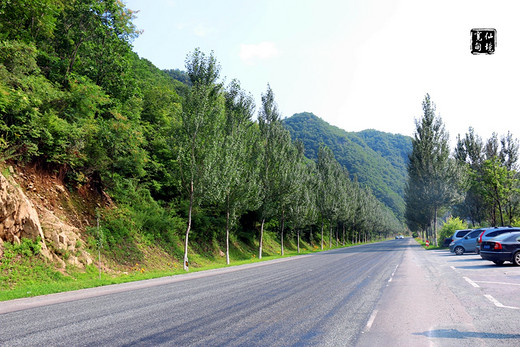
124, 0, 520, 147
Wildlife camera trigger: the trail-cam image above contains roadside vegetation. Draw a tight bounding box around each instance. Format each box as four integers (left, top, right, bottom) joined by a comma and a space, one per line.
405, 95, 519, 245
0, 0, 404, 294
0, 232, 381, 301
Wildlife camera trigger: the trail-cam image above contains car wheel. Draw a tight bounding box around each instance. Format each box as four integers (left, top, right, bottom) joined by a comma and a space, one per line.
513, 252, 520, 266
493, 260, 504, 265
454, 246, 464, 255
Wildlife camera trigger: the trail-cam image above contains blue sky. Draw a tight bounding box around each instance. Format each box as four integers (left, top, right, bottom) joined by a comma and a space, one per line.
124, 0, 520, 145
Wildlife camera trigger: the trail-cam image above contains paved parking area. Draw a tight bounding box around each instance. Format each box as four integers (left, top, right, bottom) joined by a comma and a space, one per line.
358, 240, 520, 346
441, 251, 520, 310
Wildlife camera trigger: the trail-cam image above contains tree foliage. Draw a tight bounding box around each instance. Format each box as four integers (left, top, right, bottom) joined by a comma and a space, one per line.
405, 94, 463, 244
455, 129, 520, 227
1, 0, 405, 270
284, 112, 411, 220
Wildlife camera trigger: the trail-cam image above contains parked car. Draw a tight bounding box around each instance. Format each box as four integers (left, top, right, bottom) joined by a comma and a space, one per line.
443, 229, 472, 247
480, 232, 520, 265
449, 228, 489, 255
475, 227, 520, 254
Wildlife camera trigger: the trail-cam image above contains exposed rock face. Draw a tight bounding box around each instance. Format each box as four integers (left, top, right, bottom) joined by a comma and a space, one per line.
39, 205, 93, 268
0, 167, 96, 268
0, 171, 51, 259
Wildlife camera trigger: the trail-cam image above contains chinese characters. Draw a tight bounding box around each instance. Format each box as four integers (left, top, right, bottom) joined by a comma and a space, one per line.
471, 28, 496, 55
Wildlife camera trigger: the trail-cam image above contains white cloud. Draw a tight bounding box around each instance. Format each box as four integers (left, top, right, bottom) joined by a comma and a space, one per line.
239, 42, 279, 65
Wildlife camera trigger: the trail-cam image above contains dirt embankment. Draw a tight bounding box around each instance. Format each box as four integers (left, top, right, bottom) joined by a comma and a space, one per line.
0, 163, 109, 268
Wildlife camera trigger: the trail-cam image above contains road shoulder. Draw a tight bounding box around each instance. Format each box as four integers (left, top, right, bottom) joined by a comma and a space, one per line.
356, 241, 484, 346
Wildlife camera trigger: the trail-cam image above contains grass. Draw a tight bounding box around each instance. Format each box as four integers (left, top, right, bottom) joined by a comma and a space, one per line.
415, 237, 444, 250
0, 233, 367, 302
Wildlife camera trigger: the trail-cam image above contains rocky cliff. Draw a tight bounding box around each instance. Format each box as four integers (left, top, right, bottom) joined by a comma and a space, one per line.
0, 165, 93, 268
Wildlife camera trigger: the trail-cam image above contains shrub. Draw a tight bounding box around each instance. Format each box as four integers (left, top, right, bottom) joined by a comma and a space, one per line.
438, 217, 468, 245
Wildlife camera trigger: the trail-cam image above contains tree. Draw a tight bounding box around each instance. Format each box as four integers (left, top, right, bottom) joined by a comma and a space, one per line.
317, 145, 338, 249
177, 49, 223, 271
286, 141, 311, 254
457, 130, 520, 226
336, 167, 355, 245
0, 0, 63, 43
477, 158, 513, 226
477, 150, 519, 227
53, 0, 139, 96
256, 84, 282, 259
405, 94, 463, 245
273, 132, 300, 256
207, 79, 257, 264
453, 128, 485, 226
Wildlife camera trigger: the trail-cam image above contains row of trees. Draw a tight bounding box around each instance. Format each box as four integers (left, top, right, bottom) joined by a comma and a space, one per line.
405, 94, 519, 244
1, 0, 403, 268
454, 129, 519, 227
179, 49, 402, 268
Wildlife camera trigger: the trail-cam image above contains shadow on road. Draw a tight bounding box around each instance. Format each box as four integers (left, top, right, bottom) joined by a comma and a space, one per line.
413, 328, 520, 340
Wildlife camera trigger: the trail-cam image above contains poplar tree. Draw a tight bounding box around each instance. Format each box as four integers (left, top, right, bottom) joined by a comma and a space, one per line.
405, 94, 462, 245
256, 84, 283, 259
317, 145, 337, 249
453, 128, 485, 226
208, 79, 257, 264
177, 49, 223, 271
286, 141, 311, 253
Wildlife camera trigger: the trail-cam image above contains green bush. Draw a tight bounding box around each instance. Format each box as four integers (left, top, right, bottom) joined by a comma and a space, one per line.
438, 217, 468, 246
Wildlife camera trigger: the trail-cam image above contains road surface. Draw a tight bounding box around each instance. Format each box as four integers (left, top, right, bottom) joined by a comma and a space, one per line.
1, 238, 519, 346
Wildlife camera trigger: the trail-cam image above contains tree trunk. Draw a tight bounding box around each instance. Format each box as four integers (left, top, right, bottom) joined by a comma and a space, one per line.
497, 199, 504, 226
259, 218, 265, 259
342, 224, 346, 246
297, 229, 300, 253
225, 199, 230, 265
433, 207, 438, 246
183, 180, 194, 271
336, 223, 339, 247
321, 221, 324, 250
329, 223, 332, 248
280, 210, 285, 256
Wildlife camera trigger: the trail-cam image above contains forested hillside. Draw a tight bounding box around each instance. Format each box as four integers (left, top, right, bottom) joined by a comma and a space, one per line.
283, 112, 411, 220
0, 0, 405, 282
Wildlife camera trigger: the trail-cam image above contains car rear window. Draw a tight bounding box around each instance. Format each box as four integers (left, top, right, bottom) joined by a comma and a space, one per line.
455, 230, 471, 237
494, 232, 520, 242
489, 228, 520, 238
467, 230, 482, 238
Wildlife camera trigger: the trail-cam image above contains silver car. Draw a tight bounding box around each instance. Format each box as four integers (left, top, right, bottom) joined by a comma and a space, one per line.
450, 229, 472, 243
449, 229, 488, 255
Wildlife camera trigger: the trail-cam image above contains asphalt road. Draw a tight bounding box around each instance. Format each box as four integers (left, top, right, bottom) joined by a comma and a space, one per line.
1, 238, 519, 346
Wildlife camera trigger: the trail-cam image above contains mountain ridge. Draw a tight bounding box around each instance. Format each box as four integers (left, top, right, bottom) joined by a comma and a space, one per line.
283, 112, 412, 220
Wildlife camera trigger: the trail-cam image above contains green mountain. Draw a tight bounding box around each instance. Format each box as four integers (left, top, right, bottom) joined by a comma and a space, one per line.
283, 112, 412, 220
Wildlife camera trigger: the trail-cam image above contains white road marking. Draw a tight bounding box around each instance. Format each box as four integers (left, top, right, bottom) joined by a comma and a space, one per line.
388, 264, 399, 283
463, 276, 480, 288
484, 294, 520, 310
366, 309, 378, 331
476, 280, 520, 286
